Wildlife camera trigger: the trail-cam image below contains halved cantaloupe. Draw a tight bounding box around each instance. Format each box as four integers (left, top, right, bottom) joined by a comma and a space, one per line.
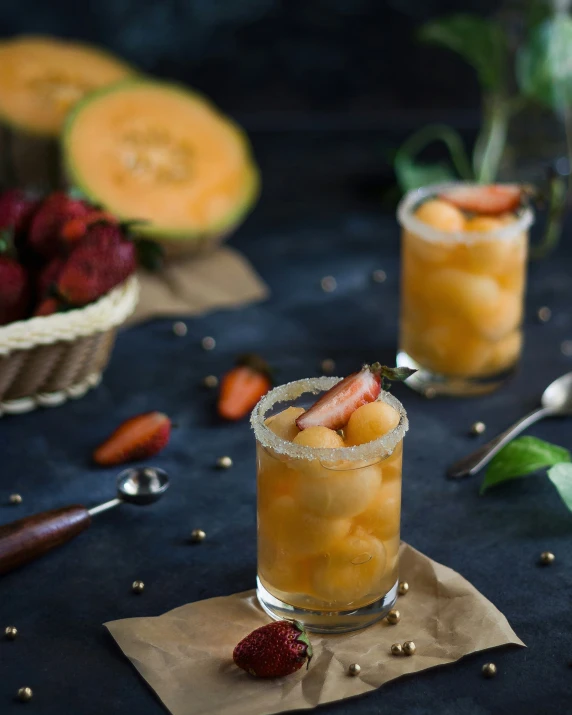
62, 80, 259, 253
0, 35, 136, 136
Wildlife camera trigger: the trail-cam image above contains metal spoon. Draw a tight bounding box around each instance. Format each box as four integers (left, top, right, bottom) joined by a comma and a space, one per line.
0, 467, 170, 575
447, 372, 572, 479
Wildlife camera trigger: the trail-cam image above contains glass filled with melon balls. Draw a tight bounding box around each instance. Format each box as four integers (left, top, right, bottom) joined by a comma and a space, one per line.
396, 183, 534, 396
251, 365, 408, 633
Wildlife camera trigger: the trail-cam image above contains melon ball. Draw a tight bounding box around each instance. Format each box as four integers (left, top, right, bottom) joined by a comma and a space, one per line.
464, 216, 505, 233
486, 330, 523, 374
259, 495, 350, 556
345, 401, 400, 446
424, 268, 501, 329
414, 199, 465, 232
404, 229, 455, 265
258, 542, 312, 595
265, 406, 305, 442
293, 425, 345, 450
291, 460, 382, 519
354, 478, 401, 541
311, 530, 387, 604
257, 449, 295, 511
415, 321, 493, 377
381, 440, 403, 483
476, 290, 522, 341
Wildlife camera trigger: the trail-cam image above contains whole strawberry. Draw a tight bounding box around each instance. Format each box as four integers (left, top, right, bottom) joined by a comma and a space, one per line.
36, 256, 65, 298
0, 189, 38, 235
93, 411, 171, 466
233, 620, 313, 678
57, 222, 136, 306
0, 232, 30, 325
28, 192, 90, 258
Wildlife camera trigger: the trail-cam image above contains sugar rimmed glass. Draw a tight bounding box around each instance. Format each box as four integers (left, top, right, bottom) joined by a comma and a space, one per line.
397, 183, 534, 397
251, 376, 408, 633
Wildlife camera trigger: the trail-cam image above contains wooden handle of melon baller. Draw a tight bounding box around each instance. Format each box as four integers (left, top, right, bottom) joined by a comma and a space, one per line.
0, 506, 91, 575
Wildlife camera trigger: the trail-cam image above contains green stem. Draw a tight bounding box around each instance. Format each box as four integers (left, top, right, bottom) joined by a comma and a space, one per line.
395, 123, 473, 182
473, 94, 511, 183
530, 174, 567, 259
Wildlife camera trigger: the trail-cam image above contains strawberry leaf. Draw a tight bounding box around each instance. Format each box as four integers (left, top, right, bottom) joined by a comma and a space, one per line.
480, 436, 571, 495
136, 239, 164, 271
547, 463, 572, 512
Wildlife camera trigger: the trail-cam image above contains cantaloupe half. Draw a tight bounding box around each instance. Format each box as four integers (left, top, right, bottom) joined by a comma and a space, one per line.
63, 80, 259, 253
0, 36, 136, 136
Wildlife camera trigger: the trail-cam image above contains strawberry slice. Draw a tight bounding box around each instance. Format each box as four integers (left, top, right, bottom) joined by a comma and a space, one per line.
296, 363, 415, 431
93, 411, 171, 466
439, 184, 522, 216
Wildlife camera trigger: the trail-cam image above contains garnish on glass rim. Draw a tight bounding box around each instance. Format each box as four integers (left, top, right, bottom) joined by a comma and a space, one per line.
480, 436, 572, 513
296, 363, 415, 431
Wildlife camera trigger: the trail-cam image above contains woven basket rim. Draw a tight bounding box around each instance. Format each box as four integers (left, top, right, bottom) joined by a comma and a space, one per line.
0, 275, 139, 356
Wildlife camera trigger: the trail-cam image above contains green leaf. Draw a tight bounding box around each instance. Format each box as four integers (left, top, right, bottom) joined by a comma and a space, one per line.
395, 158, 456, 192
480, 436, 571, 495
547, 463, 572, 512
517, 16, 572, 111
135, 239, 164, 271
418, 14, 508, 92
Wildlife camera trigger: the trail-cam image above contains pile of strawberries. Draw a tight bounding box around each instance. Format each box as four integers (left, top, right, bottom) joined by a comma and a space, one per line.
0, 189, 138, 326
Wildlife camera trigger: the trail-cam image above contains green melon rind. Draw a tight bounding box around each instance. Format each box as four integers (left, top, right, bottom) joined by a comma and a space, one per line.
0, 35, 138, 138
62, 79, 260, 243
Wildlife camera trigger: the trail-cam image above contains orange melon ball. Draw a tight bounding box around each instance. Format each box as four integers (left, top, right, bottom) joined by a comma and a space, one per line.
345, 401, 400, 446
464, 216, 505, 233
414, 199, 465, 232
265, 406, 305, 442
293, 425, 344, 449
354, 478, 401, 541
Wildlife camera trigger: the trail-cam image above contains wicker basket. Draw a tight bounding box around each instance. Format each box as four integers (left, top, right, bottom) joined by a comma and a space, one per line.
0, 276, 139, 416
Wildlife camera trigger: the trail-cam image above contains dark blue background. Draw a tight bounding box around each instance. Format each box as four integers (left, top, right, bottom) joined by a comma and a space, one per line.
2, 2, 572, 714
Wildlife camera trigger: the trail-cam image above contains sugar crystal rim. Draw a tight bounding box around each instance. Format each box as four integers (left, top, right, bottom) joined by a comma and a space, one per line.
250, 376, 408, 461
397, 181, 534, 244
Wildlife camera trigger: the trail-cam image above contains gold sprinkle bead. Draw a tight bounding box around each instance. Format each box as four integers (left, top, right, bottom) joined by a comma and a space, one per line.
172, 321, 188, 337
9, 493, 22, 505
216, 456, 233, 469
372, 269, 387, 283
202, 375, 218, 389
390, 643, 403, 656
386, 609, 400, 625
540, 551, 555, 565
561, 340, 572, 357
5, 626, 18, 640
321, 358, 336, 374
17, 687, 33, 702
470, 421, 486, 436
537, 307, 552, 323
132, 580, 145, 594
398, 581, 409, 596
201, 336, 216, 351
403, 641, 416, 656
348, 663, 361, 676
190, 529, 206, 544
320, 276, 337, 292
482, 662, 497, 678
424, 387, 436, 399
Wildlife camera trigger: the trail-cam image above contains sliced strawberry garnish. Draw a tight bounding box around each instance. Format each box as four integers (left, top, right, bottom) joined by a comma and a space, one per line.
439, 184, 522, 216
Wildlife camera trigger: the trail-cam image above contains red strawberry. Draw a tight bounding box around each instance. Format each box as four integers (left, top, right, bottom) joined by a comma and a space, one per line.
28, 192, 90, 258
296, 363, 416, 431
0, 233, 30, 325
57, 223, 136, 306
34, 296, 62, 317
37, 257, 65, 298
233, 620, 313, 678
60, 210, 117, 243
439, 184, 522, 216
93, 411, 171, 466
218, 355, 272, 421
0, 189, 38, 234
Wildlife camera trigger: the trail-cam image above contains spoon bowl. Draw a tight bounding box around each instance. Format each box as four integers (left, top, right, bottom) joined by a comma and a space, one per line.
117, 467, 170, 505
541, 372, 572, 414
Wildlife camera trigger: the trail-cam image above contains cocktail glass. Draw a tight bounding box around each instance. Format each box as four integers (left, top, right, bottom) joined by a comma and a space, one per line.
397, 183, 534, 396
251, 376, 408, 633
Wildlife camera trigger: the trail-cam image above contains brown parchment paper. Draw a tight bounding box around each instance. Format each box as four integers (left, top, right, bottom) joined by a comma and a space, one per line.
105, 543, 524, 715
127, 246, 268, 325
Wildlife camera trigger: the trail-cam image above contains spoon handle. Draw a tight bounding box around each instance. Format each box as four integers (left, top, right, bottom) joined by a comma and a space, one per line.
0, 506, 91, 575
447, 406, 553, 479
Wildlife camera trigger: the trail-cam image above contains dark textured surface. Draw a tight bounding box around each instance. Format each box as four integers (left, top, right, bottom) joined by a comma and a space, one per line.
2, 131, 572, 715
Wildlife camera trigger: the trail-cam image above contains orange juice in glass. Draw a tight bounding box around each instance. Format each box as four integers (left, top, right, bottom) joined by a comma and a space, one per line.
397, 183, 534, 396
251, 375, 408, 633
